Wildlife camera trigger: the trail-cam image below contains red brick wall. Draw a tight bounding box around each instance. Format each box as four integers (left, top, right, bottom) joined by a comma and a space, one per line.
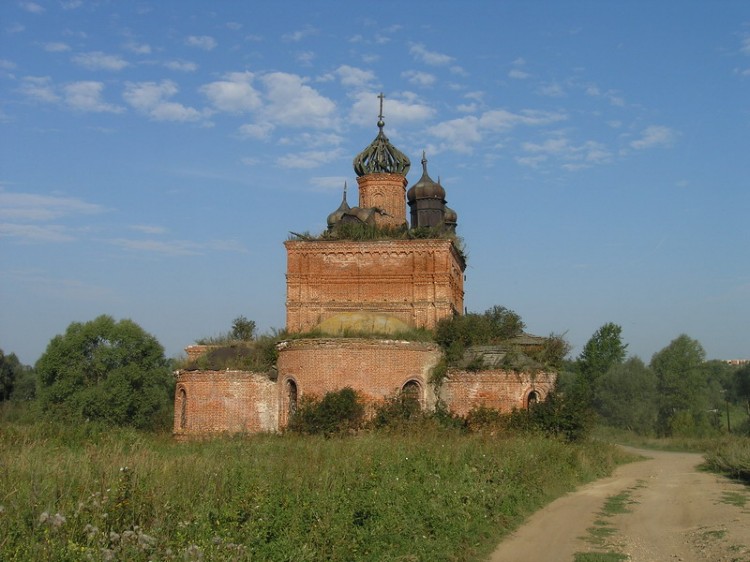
285, 239, 464, 333
356, 173, 408, 228
276, 338, 442, 427
441, 369, 557, 417
173, 370, 278, 437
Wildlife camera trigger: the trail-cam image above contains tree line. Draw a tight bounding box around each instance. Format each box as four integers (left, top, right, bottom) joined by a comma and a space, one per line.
565, 322, 750, 437
2, 313, 748, 437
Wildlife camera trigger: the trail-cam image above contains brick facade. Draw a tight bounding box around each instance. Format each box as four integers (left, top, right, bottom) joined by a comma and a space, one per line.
276, 338, 442, 425
173, 370, 278, 437
441, 370, 556, 418
356, 173, 408, 228
285, 238, 464, 333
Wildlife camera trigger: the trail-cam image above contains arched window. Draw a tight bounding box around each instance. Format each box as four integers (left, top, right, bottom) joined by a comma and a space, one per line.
178, 388, 187, 429
527, 390, 540, 409
401, 380, 423, 410
287, 379, 298, 418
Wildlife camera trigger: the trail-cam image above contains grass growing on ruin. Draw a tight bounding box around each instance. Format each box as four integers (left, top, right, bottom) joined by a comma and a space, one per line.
0, 422, 631, 562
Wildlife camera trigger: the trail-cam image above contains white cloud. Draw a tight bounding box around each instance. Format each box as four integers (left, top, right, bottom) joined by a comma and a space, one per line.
537, 83, 565, 97
201, 71, 262, 113
402, 70, 436, 87
630, 125, 676, 149
479, 108, 567, 131
19, 76, 59, 103
186, 35, 217, 50
0, 59, 16, 70
282, 26, 318, 42
0, 223, 74, 242
124, 41, 151, 55
111, 237, 245, 256
0, 190, 104, 221
296, 51, 315, 66
43, 42, 71, 52
164, 60, 198, 72
278, 132, 343, 148
63, 81, 124, 113
409, 43, 454, 66
61, 0, 82, 8
741, 36, 750, 55
508, 69, 530, 79
129, 224, 167, 235
427, 116, 481, 153
0, 188, 104, 243
20, 1, 44, 13
349, 91, 434, 126
310, 176, 348, 192
521, 136, 612, 170
123, 80, 203, 122
260, 72, 337, 128
73, 51, 129, 71
335, 65, 375, 89
426, 108, 568, 155
238, 122, 274, 140
276, 149, 343, 169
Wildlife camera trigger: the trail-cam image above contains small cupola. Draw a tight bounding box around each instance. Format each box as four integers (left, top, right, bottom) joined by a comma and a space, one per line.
327, 183, 351, 230
407, 152, 445, 203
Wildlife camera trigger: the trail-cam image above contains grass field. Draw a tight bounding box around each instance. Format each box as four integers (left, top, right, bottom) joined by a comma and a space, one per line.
0, 421, 631, 561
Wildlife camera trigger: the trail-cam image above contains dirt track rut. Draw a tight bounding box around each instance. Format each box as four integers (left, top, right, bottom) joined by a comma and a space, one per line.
487, 447, 750, 562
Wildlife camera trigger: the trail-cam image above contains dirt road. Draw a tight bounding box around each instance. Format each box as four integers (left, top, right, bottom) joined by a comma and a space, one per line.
488, 447, 750, 562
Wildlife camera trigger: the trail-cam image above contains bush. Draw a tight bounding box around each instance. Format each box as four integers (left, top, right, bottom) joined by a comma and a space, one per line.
370, 392, 424, 429
288, 387, 365, 436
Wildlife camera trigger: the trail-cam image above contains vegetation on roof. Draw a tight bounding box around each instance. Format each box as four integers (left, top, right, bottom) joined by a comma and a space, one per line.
288, 223, 467, 263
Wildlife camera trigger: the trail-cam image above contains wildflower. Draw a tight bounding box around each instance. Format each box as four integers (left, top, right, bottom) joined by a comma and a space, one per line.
51, 513, 66, 528
138, 532, 157, 550
183, 544, 204, 561
100, 548, 115, 562
109, 531, 120, 544
0, 505, 5, 515
39, 511, 50, 524
84, 524, 99, 540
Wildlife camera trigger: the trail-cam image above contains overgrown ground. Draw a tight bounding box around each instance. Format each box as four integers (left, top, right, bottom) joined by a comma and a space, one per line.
0, 422, 631, 562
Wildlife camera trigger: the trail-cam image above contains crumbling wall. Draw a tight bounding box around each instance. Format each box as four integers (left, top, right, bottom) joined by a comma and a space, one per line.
173, 370, 278, 437
440, 369, 556, 417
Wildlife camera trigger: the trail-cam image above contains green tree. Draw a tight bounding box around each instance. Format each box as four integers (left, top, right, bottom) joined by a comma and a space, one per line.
0, 349, 22, 401
650, 334, 708, 436
578, 323, 628, 386
231, 315, 256, 341
734, 363, 750, 418
35, 315, 174, 430
594, 357, 657, 434
435, 305, 525, 363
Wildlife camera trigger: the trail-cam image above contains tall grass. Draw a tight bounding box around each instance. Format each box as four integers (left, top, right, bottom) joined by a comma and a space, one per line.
0, 422, 631, 561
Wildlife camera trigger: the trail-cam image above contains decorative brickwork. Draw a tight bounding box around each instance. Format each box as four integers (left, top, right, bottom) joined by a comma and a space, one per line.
356, 173, 408, 228
440, 369, 556, 418
173, 370, 278, 437
285, 238, 464, 333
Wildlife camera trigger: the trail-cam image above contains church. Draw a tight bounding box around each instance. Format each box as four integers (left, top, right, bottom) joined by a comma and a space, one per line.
173, 96, 555, 437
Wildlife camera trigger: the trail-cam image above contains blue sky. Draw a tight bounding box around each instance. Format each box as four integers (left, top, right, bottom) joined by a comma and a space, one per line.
1, 1, 748, 366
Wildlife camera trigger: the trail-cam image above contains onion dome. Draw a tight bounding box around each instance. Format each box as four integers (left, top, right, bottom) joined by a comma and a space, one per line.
407, 152, 445, 203
444, 205, 458, 227
353, 93, 411, 177
326, 183, 351, 229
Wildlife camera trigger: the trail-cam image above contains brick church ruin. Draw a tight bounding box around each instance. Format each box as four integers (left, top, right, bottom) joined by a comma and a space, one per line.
173, 96, 556, 437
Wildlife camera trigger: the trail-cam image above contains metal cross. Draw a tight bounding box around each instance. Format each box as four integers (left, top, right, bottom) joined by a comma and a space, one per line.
377, 92, 385, 121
